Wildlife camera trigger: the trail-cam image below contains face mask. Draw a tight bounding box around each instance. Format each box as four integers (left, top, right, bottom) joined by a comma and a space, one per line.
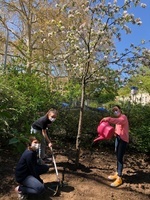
49, 117, 56, 122
31, 143, 40, 150
114, 111, 120, 116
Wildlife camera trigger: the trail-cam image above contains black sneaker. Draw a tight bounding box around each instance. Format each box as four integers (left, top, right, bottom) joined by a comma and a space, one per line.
37, 158, 45, 165
43, 157, 52, 163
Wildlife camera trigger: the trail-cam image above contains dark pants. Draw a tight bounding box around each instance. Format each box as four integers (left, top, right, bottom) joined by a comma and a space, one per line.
19, 164, 49, 195
115, 136, 127, 177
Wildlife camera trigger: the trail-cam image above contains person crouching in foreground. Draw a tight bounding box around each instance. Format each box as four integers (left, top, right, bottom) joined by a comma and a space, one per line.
101, 105, 129, 187
15, 136, 50, 199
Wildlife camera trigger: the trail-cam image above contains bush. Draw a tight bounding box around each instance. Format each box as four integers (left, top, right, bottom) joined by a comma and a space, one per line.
128, 104, 150, 153
0, 79, 27, 147
0, 72, 63, 151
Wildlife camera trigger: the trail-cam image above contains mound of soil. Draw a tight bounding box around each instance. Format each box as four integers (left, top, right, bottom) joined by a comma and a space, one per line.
0, 148, 149, 200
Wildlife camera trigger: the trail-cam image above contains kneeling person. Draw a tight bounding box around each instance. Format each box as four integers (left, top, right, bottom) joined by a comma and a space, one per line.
15, 136, 49, 199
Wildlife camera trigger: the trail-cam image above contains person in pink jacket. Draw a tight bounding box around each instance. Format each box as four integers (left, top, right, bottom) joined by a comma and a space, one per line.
101, 105, 129, 187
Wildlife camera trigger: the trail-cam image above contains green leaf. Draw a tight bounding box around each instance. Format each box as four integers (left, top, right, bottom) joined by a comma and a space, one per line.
9, 138, 19, 144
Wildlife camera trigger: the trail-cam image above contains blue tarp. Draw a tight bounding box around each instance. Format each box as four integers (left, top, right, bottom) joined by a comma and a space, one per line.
97, 107, 108, 112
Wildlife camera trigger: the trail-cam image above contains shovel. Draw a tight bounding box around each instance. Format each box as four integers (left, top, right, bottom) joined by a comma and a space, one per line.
46, 146, 60, 196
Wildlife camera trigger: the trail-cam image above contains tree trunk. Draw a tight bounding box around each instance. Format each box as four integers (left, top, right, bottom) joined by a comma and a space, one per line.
75, 78, 85, 168
26, 20, 32, 73
3, 27, 9, 73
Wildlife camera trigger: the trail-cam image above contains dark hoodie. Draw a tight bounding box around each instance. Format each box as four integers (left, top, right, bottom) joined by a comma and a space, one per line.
32, 115, 52, 130
15, 149, 42, 183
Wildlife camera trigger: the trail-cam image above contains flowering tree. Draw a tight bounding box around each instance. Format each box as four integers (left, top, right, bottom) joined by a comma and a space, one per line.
0, 0, 61, 74
49, 0, 149, 166
0, 0, 149, 166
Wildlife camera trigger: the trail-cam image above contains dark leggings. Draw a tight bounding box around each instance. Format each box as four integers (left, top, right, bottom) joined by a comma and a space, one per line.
115, 136, 127, 177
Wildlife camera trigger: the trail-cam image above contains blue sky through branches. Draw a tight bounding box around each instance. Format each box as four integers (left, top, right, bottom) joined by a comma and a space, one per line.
116, 0, 150, 53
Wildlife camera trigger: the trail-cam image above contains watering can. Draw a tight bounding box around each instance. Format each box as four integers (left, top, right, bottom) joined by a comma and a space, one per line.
93, 121, 114, 143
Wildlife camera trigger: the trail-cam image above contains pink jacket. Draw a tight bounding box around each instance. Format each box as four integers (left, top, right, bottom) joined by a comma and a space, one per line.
105, 114, 129, 143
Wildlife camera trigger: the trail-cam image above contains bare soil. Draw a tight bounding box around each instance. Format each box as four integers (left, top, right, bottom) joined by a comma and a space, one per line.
0, 147, 150, 200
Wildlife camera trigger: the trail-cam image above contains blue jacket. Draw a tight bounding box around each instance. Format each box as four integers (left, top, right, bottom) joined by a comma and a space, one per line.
15, 149, 42, 183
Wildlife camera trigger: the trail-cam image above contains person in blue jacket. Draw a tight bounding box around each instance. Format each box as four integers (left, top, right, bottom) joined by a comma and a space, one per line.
15, 136, 49, 200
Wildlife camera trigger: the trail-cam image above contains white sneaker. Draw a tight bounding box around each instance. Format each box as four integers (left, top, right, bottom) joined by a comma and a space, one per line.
18, 193, 28, 200
15, 186, 28, 200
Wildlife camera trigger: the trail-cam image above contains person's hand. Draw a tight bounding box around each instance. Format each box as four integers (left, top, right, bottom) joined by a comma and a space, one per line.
100, 118, 107, 123
114, 132, 117, 137
48, 142, 52, 148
